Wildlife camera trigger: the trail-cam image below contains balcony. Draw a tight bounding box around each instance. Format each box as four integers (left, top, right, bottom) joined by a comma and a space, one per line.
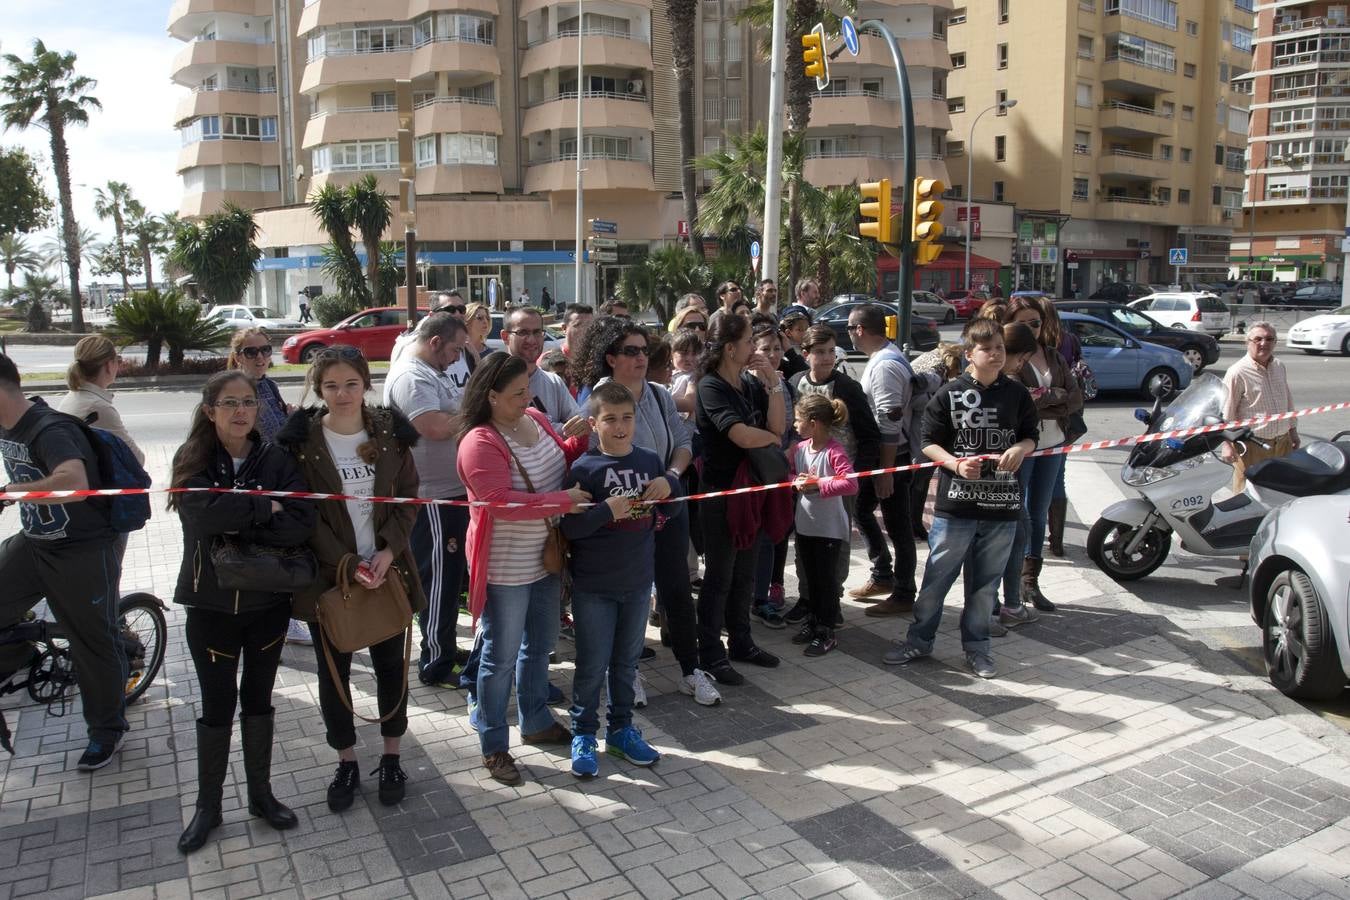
309, 170, 401, 194
302, 107, 397, 149
803, 152, 894, 187
171, 38, 274, 86
415, 96, 503, 135
522, 91, 652, 135
524, 153, 653, 193
1097, 149, 1168, 180
1269, 84, 1350, 102
1263, 185, 1349, 202
178, 188, 279, 220
520, 28, 652, 79
1095, 195, 1171, 223
299, 36, 499, 93
167, 0, 271, 40
416, 164, 503, 195
177, 139, 278, 174
1273, 16, 1350, 36
1272, 49, 1350, 69
847, 34, 950, 70
809, 90, 901, 129
1097, 100, 1173, 137
297, 0, 501, 31
518, 0, 649, 14
1099, 52, 1175, 94
174, 87, 277, 125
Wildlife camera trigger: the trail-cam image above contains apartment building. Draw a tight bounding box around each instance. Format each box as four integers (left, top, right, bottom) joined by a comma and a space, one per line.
168, 0, 948, 309
1235, 1, 1350, 282
945, 0, 1253, 295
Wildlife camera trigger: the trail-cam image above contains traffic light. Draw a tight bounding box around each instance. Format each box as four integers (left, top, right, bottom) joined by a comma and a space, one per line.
801, 23, 829, 90
911, 177, 946, 266
858, 179, 893, 246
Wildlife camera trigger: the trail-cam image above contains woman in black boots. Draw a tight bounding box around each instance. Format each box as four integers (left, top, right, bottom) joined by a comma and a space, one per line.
170, 371, 316, 853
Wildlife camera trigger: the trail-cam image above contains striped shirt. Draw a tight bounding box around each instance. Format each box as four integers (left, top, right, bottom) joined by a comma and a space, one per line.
488, 429, 567, 585
1223, 354, 1294, 439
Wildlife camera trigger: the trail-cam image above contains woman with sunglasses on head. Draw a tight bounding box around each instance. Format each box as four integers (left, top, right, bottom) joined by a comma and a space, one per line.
669, 304, 709, 335
464, 301, 494, 359
277, 346, 426, 812
170, 371, 316, 854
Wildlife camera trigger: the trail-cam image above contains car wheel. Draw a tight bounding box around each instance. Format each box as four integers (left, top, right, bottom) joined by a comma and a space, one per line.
300, 343, 325, 363
1180, 346, 1205, 371
1303, 349, 1324, 356
944, 310, 955, 324
1263, 568, 1345, 700
1141, 367, 1178, 399
1087, 518, 1171, 581
1342, 334, 1350, 356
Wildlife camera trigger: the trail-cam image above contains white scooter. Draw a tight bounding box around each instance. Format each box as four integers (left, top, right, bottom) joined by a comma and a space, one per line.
1087, 373, 1350, 581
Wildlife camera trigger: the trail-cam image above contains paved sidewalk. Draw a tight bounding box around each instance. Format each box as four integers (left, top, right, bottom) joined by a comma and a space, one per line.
1, 445, 1348, 900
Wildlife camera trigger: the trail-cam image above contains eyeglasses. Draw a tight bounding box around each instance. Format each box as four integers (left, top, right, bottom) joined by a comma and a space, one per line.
616, 345, 650, 357
314, 345, 364, 362
239, 345, 272, 359
685, 320, 708, 331
1248, 336, 1275, 344
213, 398, 259, 410
847, 323, 864, 332
508, 328, 546, 339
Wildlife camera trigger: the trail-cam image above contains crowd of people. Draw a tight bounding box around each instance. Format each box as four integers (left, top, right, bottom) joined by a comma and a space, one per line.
5, 279, 1305, 856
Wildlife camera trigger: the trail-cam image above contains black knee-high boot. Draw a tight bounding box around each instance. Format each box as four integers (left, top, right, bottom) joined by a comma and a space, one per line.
240, 711, 298, 831
178, 720, 232, 853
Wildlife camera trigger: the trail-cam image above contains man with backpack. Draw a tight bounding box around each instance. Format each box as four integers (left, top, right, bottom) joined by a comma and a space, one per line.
0, 353, 132, 770
846, 305, 919, 617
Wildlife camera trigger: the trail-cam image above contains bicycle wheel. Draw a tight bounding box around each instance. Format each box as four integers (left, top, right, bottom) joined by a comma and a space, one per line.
118, 594, 167, 705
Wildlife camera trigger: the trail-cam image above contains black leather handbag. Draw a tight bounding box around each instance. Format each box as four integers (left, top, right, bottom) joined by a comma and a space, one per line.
210, 535, 318, 593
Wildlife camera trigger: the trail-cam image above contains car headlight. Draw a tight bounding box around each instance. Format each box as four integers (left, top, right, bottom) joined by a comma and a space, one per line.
283, 336, 298, 348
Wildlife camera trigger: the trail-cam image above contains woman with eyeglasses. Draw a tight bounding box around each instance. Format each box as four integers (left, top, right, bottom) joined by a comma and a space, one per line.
228, 329, 290, 442
465, 301, 494, 359
277, 346, 426, 813
169, 371, 316, 854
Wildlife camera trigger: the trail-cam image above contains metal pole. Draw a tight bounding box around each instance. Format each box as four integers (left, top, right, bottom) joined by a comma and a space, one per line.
575, 1, 586, 306
964, 107, 989, 293
405, 224, 417, 323
762, 0, 788, 284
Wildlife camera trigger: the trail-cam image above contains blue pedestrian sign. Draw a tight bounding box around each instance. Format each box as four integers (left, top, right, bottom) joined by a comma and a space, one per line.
750, 240, 761, 260
841, 16, 860, 56
590, 219, 618, 234
1168, 247, 1188, 266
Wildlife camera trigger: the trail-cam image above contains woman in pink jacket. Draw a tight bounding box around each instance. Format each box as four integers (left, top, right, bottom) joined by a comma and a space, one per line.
457, 352, 589, 787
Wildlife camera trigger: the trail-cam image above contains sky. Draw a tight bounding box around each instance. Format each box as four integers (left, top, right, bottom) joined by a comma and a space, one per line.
1, 0, 182, 276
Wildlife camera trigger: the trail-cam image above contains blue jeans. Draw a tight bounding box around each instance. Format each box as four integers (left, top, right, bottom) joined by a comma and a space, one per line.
906, 517, 1016, 656
477, 574, 561, 756
569, 587, 649, 737
1000, 453, 1066, 609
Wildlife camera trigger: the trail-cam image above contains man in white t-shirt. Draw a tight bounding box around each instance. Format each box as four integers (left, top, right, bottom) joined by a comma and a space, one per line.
390, 291, 466, 368
384, 314, 472, 687
505, 307, 589, 437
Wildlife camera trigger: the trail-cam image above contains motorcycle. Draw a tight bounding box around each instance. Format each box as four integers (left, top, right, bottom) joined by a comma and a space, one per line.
1087, 373, 1350, 581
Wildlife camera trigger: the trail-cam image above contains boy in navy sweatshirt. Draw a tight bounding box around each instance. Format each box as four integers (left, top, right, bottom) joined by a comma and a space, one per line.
561, 381, 680, 778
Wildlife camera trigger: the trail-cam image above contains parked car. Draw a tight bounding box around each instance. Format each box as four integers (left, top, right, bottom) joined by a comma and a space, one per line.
1128, 292, 1234, 338
883, 290, 958, 323
1248, 491, 1350, 699
1285, 283, 1342, 307
281, 307, 427, 363
812, 300, 940, 353
1286, 305, 1350, 355
206, 304, 304, 331
1058, 311, 1193, 398
1088, 282, 1153, 304
945, 289, 991, 318
1053, 300, 1221, 371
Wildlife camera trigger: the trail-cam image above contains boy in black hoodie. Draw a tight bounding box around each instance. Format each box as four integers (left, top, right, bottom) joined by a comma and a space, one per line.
883, 319, 1038, 679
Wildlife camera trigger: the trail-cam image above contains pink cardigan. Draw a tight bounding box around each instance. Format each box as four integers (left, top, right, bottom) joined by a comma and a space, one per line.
457, 407, 588, 620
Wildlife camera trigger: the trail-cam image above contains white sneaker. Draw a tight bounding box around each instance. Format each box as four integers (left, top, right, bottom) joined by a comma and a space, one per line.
286, 619, 313, 645
678, 669, 722, 707
633, 672, 648, 709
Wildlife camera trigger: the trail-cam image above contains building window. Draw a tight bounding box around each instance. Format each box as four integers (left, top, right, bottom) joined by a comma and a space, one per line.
1185, 20, 1198, 36
1212, 185, 1222, 206
312, 139, 400, 173
1181, 147, 1192, 162
416, 135, 436, 167
995, 135, 1006, 161
1161, 100, 1175, 118
1074, 130, 1090, 154
1160, 144, 1173, 160
1183, 62, 1196, 78
724, 95, 741, 120
1078, 35, 1094, 59
704, 95, 720, 119
1231, 24, 1253, 53
950, 52, 966, 68
996, 90, 1008, 113
1076, 82, 1092, 108
260, 117, 276, 142
1215, 144, 1224, 165
1157, 187, 1171, 203
1218, 62, 1229, 84
1179, 188, 1191, 203
1181, 105, 1194, 121
702, 23, 720, 62
949, 8, 966, 25
998, 0, 1009, 23
947, 140, 965, 155
996, 43, 1008, 69
443, 133, 498, 165
1105, 0, 1179, 31
1073, 178, 1090, 200
1106, 32, 1176, 72
948, 96, 966, 113
726, 32, 741, 62
993, 180, 1005, 201
371, 91, 395, 110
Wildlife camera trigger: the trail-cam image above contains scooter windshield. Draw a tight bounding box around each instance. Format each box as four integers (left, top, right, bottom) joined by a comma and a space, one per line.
1128, 373, 1227, 470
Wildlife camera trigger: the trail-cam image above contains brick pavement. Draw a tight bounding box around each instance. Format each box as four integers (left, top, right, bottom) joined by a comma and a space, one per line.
0, 446, 1348, 899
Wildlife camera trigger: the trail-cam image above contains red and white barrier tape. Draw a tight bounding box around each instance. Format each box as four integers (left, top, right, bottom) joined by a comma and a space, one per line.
3, 401, 1348, 508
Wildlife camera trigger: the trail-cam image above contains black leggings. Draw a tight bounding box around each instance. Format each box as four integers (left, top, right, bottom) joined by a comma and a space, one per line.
185, 605, 291, 727
796, 535, 844, 627
313, 630, 409, 750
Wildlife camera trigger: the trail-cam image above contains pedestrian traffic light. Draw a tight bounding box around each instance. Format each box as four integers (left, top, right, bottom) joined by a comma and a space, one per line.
911, 177, 946, 266
802, 23, 829, 90
858, 179, 893, 246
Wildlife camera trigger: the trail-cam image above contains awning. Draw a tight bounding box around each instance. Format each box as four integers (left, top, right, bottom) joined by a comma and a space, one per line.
876, 249, 1003, 271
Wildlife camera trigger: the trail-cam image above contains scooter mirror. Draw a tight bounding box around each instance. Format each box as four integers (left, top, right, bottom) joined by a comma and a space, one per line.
1149, 381, 1170, 399
1134, 408, 1150, 423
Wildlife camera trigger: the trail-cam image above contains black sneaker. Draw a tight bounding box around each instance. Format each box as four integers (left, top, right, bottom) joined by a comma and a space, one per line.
729, 646, 780, 668
791, 620, 816, 645
373, 754, 407, 806
327, 760, 360, 812
751, 605, 786, 630
783, 601, 809, 625
804, 628, 837, 658
708, 660, 745, 686
76, 735, 124, 772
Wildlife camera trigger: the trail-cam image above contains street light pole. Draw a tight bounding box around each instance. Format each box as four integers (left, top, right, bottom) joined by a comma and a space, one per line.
964, 99, 1015, 291
761, 0, 788, 284
575, 0, 586, 306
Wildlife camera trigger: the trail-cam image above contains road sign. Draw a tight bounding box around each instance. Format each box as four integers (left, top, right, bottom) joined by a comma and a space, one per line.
488, 278, 498, 308
1168, 247, 1188, 265
750, 240, 761, 260
677, 220, 689, 236
588, 237, 618, 249
590, 219, 618, 234
956, 206, 980, 222
588, 251, 618, 263
841, 16, 860, 56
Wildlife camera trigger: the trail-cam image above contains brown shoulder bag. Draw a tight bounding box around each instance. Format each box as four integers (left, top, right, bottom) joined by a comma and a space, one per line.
316, 552, 414, 723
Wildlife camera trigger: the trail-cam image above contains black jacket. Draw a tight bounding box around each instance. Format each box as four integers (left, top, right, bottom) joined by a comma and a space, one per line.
172, 436, 317, 615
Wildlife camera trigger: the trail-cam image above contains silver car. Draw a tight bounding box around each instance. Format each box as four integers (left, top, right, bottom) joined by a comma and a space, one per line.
1247, 470, 1350, 699
885, 289, 958, 324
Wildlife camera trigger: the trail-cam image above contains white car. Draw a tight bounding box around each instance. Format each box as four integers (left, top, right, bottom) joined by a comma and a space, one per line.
206, 305, 304, 330
885, 289, 958, 324
1286, 305, 1350, 356
1128, 292, 1233, 338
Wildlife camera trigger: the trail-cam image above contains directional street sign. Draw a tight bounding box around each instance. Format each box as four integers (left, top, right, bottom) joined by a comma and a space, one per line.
588, 237, 618, 249
589, 251, 618, 263
1168, 247, 1188, 266
841, 16, 860, 56
590, 219, 618, 234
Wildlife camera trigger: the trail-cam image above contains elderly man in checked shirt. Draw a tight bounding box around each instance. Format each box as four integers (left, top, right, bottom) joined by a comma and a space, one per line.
1222, 321, 1298, 492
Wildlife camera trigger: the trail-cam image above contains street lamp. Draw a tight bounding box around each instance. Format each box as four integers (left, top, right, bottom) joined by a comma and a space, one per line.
964, 99, 1017, 291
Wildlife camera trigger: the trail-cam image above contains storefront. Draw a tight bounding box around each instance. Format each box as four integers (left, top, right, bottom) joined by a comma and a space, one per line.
875, 248, 1004, 297
1225, 253, 1329, 283
1062, 248, 1148, 298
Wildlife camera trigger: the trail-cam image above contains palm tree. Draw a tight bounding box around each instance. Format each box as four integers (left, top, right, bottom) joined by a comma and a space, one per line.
667, 0, 704, 260
39, 225, 99, 300
107, 288, 230, 371
346, 175, 392, 301
10, 272, 68, 332
310, 183, 370, 305
1, 40, 101, 332
93, 181, 137, 296
169, 204, 261, 306
0, 234, 40, 289
127, 205, 168, 289
802, 185, 877, 297
617, 244, 710, 322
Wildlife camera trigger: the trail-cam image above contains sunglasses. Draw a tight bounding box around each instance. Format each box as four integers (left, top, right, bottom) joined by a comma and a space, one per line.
239, 345, 272, 359
685, 320, 708, 330
616, 345, 650, 357
213, 398, 259, 410
434, 304, 467, 315
314, 345, 365, 362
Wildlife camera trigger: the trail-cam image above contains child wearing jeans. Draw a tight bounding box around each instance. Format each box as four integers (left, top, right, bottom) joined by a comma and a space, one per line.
885, 318, 1038, 679
560, 381, 678, 777
789, 394, 859, 656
